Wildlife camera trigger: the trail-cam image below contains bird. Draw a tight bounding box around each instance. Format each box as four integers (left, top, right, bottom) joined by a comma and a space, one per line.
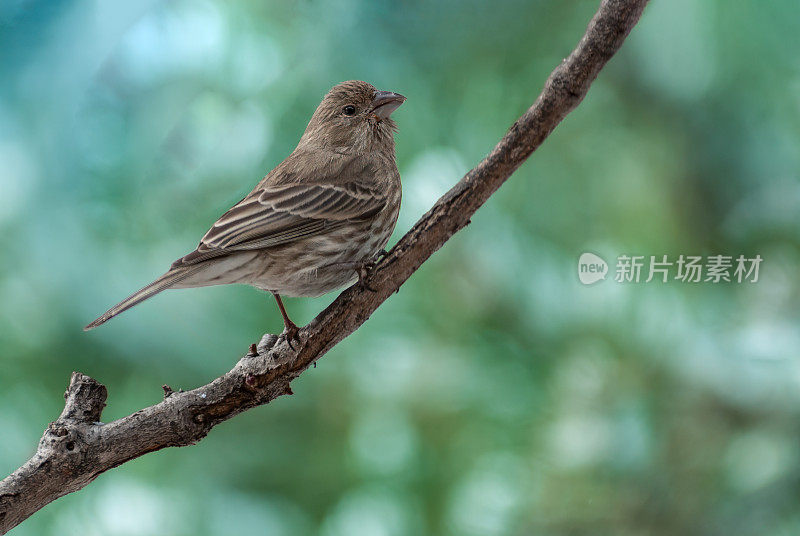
85, 80, 406, 341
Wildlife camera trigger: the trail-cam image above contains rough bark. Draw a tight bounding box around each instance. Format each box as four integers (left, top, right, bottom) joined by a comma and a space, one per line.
0, 0, 648, 532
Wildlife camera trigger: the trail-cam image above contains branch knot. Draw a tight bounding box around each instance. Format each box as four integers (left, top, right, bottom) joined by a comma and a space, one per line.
58, 372, 107, 424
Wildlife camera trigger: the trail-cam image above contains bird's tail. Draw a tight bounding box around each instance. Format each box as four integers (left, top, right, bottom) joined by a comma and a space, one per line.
84, 267, 201, 331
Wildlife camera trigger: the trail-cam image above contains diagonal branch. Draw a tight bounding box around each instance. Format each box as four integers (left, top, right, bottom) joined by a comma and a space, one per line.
0, 0, 648, 532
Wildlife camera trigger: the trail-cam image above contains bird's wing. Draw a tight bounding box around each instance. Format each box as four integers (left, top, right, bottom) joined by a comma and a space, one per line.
173, 180, 386, 267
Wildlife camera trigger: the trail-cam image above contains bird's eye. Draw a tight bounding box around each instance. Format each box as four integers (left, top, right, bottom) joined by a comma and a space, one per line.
342, 105, 356, 116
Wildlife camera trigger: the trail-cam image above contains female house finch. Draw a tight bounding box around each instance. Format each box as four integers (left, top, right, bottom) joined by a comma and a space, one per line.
85, 80, 405, 340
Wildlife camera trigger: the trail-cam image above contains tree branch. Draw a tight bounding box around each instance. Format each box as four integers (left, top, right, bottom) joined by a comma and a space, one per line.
0, 0, 648, 532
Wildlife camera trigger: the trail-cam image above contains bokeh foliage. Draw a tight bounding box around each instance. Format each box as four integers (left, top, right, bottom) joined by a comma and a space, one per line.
1, 0, 799, 534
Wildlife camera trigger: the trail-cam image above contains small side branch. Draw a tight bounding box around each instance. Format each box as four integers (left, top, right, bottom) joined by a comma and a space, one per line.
0, 0, 648, 532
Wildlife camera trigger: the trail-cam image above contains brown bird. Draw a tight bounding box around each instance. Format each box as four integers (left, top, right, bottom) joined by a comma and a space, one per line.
85, 80, 405, 340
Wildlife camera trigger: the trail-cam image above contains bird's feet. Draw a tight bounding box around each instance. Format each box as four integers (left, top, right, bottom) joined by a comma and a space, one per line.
281, 320, 301, 349
356, 250, 390, 292
270, 292, 301, 350
322, 250, 390, 293
356, 249, 390, 292
356, 260, 378, 292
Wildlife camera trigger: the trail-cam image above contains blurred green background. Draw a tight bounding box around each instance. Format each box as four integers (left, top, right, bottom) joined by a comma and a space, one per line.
2, 0, 799, 534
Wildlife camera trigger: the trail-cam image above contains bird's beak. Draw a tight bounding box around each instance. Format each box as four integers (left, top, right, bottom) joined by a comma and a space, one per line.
370, 90, 406, 120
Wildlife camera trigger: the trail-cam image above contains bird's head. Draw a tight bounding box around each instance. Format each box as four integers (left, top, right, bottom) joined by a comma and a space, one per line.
299, 80, 406, 154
